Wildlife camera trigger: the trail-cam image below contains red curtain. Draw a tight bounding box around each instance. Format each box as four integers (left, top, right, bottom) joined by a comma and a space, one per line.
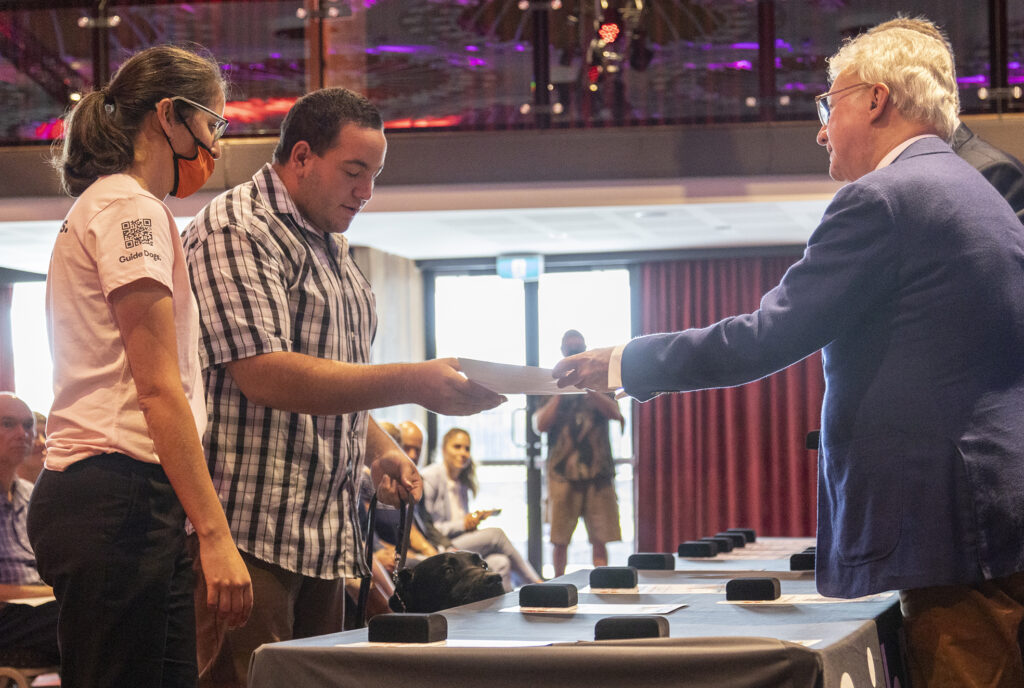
0, 285, 14, 392
634, 255, 824, 552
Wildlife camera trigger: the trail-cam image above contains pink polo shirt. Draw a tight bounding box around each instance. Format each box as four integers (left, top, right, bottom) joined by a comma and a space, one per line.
44, 173, 206, 469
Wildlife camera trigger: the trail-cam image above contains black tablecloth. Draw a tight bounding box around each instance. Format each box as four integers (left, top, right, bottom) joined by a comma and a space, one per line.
250, 545, 905, 688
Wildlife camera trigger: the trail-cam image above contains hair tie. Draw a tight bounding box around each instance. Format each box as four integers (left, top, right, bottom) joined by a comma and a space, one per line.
101, 88, 115, 114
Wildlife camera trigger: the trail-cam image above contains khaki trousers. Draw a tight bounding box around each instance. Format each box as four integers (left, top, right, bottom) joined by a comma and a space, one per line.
188, 535, 345, 688
900, 570, 1024, 688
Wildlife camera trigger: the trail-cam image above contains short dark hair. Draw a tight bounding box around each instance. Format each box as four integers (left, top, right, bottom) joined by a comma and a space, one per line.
51, 44, 225, 197
273, 87, 383, 164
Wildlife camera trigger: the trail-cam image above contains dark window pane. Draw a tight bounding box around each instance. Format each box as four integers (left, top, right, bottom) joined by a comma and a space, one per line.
775, 0, 995, 119
0, 0, 1013, 140
1009, 0, 1024, 112
112, 2, 309, 135
0, 7, 91, 143
322, 0, 762, 129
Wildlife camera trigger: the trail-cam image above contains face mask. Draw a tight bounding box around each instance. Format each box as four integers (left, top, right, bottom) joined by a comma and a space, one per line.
164, 121, 215, 198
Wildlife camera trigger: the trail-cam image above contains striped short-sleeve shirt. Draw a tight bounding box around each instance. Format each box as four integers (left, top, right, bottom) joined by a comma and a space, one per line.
0, 479, 44, 586
183, 164, 376, 579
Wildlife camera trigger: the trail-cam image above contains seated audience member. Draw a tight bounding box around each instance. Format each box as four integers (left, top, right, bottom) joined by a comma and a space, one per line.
357, 427, 441, 571
16, 412, 46, 484
398, 420, 451, 547
398, 421, 424, 465
420, 428, 541, 590
0, 393, 58, 664
377, 421, 402, 445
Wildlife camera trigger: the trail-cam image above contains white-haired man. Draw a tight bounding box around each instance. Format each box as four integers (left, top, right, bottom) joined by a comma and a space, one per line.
555, 20, 1024, 688
867, 16, 1024, 222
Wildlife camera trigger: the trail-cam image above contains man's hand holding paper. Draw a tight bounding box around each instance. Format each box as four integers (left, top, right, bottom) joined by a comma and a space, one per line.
418, 358, 508, 414
552, 346, 616, 392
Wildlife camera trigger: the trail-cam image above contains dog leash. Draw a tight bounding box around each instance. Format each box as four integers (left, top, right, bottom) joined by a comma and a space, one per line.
355, 494, 379, 627
393, 500, 414, 582
356, 495, 415, 625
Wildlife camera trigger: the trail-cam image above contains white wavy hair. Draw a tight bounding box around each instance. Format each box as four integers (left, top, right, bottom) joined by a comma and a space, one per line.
827, 20, 959, 140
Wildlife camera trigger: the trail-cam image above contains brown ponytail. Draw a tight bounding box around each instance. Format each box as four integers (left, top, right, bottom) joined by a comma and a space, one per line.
51, 44, 226, 197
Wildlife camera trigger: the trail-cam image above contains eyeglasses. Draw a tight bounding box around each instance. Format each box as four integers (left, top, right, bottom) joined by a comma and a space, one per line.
814, 82, 871, 126
170, 95, 229, 142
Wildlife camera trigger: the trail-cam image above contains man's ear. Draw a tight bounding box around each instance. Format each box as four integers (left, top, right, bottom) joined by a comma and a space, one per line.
290, 141, 313, 174
867, 83, 889, 121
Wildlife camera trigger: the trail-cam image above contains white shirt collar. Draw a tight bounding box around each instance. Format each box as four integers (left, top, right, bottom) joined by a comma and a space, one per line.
875, 134, 940, 170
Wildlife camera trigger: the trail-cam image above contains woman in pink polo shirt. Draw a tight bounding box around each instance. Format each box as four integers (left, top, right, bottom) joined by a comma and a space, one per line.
27, 45, 252, 687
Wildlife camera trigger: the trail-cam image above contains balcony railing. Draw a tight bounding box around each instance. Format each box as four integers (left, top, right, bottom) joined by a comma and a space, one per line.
1, 0, 1021, 144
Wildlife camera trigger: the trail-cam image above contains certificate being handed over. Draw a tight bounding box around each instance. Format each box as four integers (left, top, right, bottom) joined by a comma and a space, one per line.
457, 358, 584, 396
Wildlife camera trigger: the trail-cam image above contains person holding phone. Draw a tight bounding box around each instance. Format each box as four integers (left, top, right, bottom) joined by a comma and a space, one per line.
420, 428, 541, 589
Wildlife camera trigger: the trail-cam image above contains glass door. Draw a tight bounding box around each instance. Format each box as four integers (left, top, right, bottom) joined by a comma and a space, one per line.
431, 268, 633, 577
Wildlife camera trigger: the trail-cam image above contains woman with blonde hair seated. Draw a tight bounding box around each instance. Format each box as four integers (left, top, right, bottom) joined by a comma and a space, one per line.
420, 427, 541, 590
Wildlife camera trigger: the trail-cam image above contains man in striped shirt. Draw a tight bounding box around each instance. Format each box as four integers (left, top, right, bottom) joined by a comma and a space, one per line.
183, 88, 503, 688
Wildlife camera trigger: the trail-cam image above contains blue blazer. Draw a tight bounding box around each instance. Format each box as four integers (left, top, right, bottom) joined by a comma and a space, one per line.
622, 137, 1024, 597
419, 461, 470, 538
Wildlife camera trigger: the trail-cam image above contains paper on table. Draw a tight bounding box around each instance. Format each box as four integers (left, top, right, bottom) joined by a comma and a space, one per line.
582, 584, 726, 594
500, 602, 687, 615
5, 595, 56, 607
343, 639, 558, 648
458, 358, 584, 396
719, 591, 895, 606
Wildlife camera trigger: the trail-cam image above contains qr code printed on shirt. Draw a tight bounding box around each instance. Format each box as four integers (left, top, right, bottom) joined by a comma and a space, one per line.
122, 218, 154, 249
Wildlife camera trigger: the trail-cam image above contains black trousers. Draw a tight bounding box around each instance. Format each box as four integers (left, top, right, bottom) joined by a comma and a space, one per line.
0, 600, 60, 664
27, 453, 197, 688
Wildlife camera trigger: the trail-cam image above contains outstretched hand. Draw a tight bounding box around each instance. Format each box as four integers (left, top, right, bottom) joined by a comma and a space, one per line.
552, 346, 615, 392
415, 358, 507, 416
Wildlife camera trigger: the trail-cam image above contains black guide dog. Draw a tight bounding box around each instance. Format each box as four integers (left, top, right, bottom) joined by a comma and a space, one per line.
390, 550, 506, 613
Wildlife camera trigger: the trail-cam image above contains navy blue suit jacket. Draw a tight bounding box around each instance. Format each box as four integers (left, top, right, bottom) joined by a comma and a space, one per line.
622, 137, 1024, 597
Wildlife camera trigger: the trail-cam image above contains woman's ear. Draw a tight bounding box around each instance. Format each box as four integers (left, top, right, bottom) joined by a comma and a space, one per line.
153, 97, 178, 136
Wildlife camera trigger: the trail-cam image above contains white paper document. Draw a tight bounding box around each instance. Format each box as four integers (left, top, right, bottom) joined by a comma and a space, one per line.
720, 591, 895, 606
458, 358, 584, 396
343, 639, 558, 648
583, 584, 725, 595
5, 596, 56, 607
501, 602, 687, 615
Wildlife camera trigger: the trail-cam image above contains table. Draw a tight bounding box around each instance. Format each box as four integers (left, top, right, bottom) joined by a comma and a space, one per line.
672, 536, 819, 578
249, 539, 906, 688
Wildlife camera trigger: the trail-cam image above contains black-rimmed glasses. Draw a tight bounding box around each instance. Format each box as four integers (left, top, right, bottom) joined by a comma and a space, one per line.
170, 95, 229, 141
814, 82, 871, 126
